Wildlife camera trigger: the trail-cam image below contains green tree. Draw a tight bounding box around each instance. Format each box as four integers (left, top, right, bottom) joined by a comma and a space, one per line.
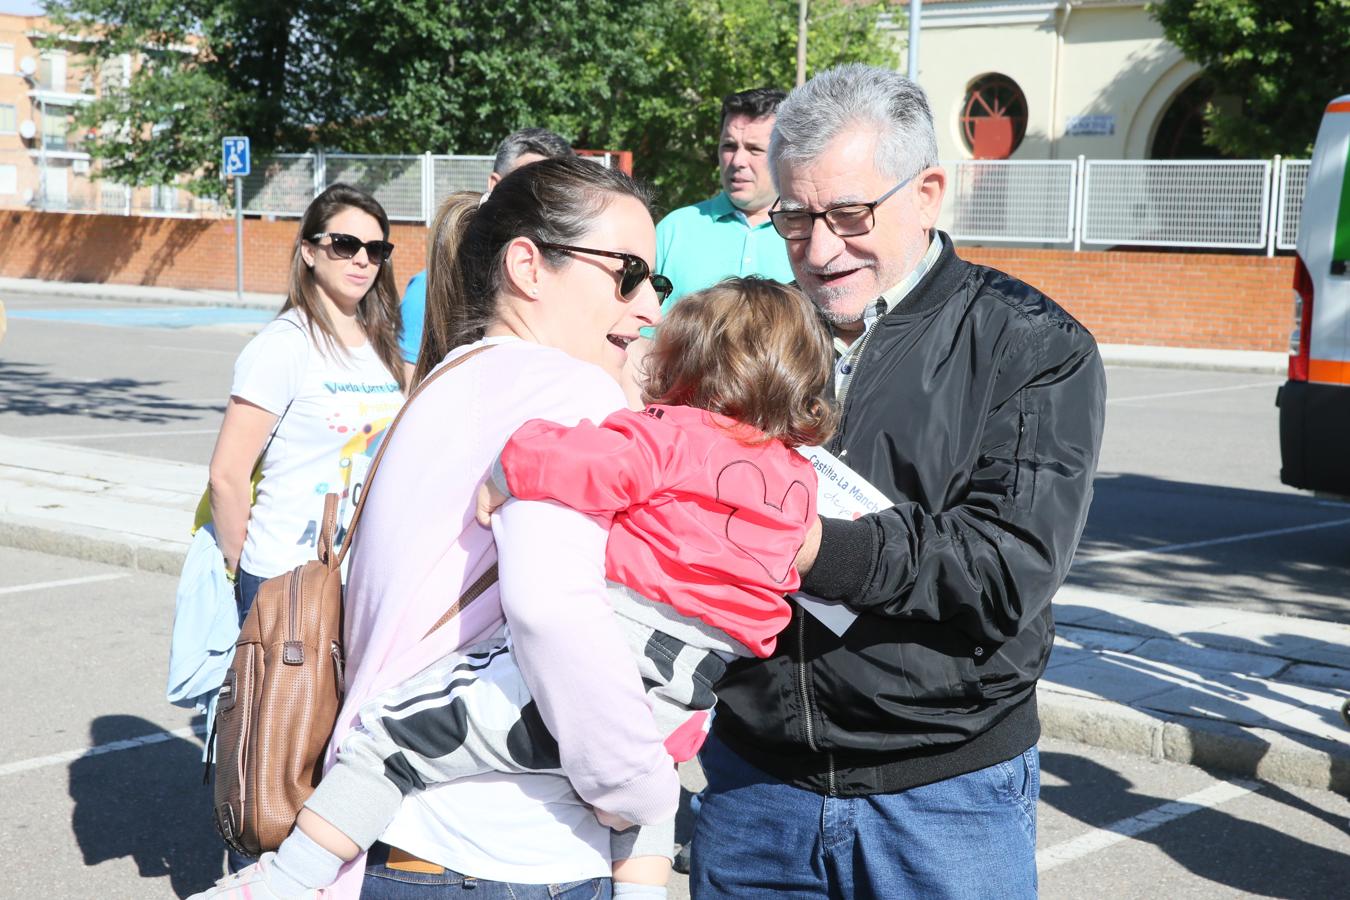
614, 0, 900, 209
1149, 0, 1350, 157
45, 0, 898, 207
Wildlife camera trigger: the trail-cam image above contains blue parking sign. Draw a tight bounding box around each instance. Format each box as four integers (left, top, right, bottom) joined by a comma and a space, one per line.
222, 136, 251, 178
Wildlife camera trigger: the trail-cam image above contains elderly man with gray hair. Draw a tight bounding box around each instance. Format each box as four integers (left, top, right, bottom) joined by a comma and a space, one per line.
690, 65, 1106, 898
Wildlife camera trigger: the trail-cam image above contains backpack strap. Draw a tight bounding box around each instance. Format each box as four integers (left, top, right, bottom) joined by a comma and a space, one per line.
332, 344, 496, 567
317, 491, 339, 565
424, 562, 500, 638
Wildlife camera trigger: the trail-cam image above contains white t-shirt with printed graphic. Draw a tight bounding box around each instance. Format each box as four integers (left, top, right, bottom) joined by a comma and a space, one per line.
231, 310, 404, 579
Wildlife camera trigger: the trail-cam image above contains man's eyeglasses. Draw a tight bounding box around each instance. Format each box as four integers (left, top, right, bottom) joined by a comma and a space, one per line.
767, 173, 916, 241
536, 242, 674, 303
307, 232, 395, 264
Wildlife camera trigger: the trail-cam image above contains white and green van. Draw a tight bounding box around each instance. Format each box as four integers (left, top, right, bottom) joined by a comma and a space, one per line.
1278, 96, 1350, 496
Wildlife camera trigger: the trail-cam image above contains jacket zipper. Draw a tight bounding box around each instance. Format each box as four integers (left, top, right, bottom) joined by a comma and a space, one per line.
795, 607, 837, 795
809, 324, 877, 793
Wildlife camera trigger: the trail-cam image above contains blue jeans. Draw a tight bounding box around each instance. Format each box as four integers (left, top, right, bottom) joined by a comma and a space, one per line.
235, 567, 266, 625
362, 843, 611, 899
689, 733, 1039, 899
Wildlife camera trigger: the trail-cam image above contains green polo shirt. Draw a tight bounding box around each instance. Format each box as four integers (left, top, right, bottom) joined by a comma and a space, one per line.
654, 192, 794, 313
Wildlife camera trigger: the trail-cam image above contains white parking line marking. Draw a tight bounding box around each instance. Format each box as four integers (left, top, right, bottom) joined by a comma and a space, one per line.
1077, 517, 1350, 566
0, 723, 207, 778
1037, 779, 1261, 872
145, 344, 238, 356
1107, 381, 1282, 405
0, 572, 132, 595
44, 428, 220, 441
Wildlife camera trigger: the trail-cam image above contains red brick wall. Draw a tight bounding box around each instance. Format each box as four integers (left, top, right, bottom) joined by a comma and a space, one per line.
960, 246, 1295, 352
0, 210, 429, 296
0, 210, 1297, 352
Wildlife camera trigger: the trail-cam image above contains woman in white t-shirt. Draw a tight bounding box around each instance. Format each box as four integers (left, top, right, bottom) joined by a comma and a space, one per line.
207, 183, 408, 619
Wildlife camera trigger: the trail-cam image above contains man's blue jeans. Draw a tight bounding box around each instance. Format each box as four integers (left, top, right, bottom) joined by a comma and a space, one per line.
689, 733, 1039, 899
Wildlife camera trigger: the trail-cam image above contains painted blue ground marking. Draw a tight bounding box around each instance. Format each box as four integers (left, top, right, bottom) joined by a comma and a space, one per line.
10, 306, 276, 329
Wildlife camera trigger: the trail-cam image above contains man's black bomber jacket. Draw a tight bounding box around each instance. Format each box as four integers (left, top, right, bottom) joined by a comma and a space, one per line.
712, 232, 1107, 796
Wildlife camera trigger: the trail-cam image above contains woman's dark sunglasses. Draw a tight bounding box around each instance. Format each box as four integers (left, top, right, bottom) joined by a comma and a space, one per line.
536, 242, 674, 303
308, 232, 395, 264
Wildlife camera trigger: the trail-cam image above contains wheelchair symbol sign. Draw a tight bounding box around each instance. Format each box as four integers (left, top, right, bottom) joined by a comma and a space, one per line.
222, 137, 251, 178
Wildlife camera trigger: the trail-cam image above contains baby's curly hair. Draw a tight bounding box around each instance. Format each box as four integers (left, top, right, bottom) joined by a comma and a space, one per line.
644, 277, 838, 448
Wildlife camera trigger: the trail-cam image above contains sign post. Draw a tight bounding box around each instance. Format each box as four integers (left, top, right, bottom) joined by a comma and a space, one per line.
222, 137, 252, 302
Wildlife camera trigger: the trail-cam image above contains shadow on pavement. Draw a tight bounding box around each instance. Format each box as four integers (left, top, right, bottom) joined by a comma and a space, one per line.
1070, 473, 1350, 623
1039, 752, 1348, 899
69, 715, 222, 897
0, 360, 221, 424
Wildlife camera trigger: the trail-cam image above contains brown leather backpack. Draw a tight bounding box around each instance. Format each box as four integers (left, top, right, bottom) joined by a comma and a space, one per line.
211, 492, 344, 856
209, 346, 494, 857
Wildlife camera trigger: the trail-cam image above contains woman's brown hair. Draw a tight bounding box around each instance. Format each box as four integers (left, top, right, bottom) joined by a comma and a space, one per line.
411, 156, 655, 387
645, 277, 838, 448
284, 183, 406, 391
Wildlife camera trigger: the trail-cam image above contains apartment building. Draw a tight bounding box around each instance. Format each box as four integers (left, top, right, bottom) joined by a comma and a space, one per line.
0, 11, 199, 214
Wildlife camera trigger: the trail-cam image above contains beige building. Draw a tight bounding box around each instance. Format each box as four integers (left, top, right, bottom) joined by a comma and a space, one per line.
909, 0, 1211, 162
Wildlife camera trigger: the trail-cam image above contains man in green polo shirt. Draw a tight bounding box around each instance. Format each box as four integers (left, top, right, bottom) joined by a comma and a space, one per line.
655, 87, 793, 310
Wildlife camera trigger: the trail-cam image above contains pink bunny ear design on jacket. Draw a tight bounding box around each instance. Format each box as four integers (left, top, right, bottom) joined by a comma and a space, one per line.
715, 460, 812, 584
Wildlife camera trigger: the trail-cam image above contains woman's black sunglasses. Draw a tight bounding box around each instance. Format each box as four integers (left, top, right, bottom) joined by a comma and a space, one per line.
308, 232, 395, 264
536, 242, 673, 303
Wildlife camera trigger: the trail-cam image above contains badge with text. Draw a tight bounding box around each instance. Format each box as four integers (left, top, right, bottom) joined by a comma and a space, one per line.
792, 446, 893, 637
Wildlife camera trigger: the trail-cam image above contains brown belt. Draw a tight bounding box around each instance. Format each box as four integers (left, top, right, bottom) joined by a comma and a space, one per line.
385, 845, 446, 875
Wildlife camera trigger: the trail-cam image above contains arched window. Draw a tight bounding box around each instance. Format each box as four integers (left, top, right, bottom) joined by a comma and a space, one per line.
1150, 77, 1224, 159
961, 74, 1028, 159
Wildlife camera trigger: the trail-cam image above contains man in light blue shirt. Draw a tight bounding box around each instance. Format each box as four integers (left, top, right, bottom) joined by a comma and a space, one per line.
399, 128, 575, 363
655, 88, 793, 310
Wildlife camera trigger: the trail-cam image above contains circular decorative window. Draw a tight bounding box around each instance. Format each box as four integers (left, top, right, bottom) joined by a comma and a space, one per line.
960, 74, 1028, 159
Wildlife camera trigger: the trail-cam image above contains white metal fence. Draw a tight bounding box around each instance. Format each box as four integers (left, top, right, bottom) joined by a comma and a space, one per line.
1081, 159, 1271, 249
236, 151, 496, 222
940, 155, 1310, 254
948, 160, 1076, 244
1276, 159, 1311, 252
1, 148, 1315, 253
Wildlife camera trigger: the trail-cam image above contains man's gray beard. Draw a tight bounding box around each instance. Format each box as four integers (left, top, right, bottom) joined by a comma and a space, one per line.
805, 286, 866, 327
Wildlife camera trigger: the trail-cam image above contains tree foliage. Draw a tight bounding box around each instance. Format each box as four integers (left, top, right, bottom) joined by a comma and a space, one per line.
1149, 0, 1350, 157
44, 0, 898, 208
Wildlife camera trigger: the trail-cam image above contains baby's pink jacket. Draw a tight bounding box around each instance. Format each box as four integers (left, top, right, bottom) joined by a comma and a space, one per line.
500, 404, 819, 657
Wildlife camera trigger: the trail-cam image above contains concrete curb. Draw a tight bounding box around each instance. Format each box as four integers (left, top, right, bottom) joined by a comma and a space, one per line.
0, 276, 282, 311
1098, 343, 1286, 374
0, 516, 187, 576
1038, 689, 1349, 795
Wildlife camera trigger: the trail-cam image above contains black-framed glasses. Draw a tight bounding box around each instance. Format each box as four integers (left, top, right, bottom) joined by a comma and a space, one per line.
536, 242, 674, 303
767, 173, 916, 241
307, 232, 395, 264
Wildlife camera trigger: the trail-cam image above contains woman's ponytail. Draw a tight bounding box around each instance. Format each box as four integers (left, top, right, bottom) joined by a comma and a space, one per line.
413, 191, 482, 387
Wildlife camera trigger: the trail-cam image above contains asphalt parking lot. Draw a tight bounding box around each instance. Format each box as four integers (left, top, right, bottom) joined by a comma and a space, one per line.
1, 293, 1347, 898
